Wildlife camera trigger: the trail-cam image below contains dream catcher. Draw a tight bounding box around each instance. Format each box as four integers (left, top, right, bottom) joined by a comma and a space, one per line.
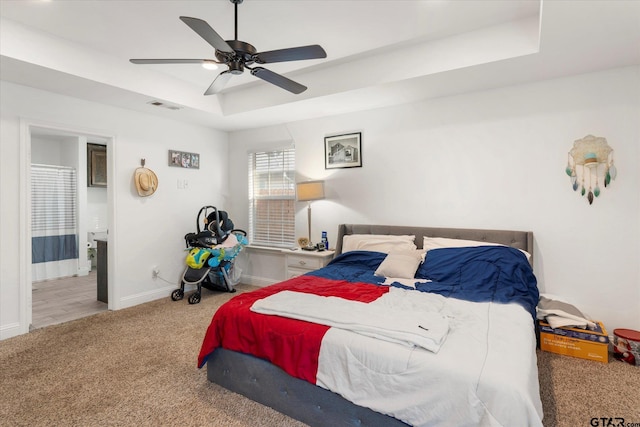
565, 135, 617, 205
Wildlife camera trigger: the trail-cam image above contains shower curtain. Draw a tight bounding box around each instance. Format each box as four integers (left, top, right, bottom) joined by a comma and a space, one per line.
31, 164, 79, 281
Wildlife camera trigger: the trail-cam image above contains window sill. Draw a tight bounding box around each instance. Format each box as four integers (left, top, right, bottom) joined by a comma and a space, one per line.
245, 244, 290, 253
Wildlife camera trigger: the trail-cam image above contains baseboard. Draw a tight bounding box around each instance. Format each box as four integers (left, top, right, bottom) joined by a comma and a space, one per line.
240, 274, 279, 288
118, 285, 176, 309
0, 322, 23, 340
117, 275, 276, 309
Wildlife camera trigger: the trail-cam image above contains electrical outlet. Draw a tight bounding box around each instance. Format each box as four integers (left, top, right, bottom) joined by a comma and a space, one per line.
152, 266, 159, 278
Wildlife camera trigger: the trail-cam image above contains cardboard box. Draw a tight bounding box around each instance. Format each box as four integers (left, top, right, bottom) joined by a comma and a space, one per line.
539, 320, 609, 363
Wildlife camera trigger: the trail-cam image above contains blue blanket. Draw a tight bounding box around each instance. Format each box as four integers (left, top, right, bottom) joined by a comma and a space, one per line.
309, 246, 539, 320
309, 250, 387, 285
415, 246, 539, 320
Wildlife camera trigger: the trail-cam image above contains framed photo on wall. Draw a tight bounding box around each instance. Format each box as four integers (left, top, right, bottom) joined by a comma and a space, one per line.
169, 150, 200, 169
324, 132, 362, 169
87, 143, 107, 187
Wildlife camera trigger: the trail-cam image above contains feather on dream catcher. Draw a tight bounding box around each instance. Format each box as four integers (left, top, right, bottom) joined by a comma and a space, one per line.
565, 135, 617, 205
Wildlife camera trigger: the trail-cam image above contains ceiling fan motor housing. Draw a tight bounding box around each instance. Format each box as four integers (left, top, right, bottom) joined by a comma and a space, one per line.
216, 40, 258, 74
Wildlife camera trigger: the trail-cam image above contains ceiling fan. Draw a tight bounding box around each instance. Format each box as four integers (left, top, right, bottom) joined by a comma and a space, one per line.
130, 0, 327, 95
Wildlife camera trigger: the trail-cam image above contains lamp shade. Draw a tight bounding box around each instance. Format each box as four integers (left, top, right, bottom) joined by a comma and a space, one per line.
296, 180, 325, 202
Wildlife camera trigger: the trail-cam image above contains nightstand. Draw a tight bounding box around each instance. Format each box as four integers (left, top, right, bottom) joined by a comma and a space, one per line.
282, 249, 335, 279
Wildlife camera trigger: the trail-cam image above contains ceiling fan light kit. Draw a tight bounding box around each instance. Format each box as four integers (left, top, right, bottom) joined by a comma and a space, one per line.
201, 60, 219, 70
130, 0, 326, 95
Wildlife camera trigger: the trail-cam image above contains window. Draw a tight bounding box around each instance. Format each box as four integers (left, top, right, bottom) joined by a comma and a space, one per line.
248, 147, 295, 247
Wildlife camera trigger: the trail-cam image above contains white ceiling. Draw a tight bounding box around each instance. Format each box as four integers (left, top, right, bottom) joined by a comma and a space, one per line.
1, 0, 639, 131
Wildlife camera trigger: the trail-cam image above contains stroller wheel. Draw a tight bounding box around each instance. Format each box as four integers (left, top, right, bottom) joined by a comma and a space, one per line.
171, 289, 184, 301
188, 292, 201, 304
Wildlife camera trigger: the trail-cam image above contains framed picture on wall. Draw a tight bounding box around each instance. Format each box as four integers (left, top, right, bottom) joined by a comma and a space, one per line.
87, 143, 107, 187
169, 150, 200, 169
324, 132, 362, 169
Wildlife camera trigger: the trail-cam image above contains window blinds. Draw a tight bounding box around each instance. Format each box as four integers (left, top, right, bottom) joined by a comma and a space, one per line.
248, 148, 295, 247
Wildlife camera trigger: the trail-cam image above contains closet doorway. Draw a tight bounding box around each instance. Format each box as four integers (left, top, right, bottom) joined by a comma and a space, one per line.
27, 125, 113, 330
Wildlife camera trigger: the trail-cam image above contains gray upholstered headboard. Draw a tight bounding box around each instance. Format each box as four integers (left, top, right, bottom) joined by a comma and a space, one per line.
335, 224, 533, 264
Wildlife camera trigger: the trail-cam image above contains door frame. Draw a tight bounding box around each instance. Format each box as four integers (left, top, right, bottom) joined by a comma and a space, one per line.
19, 119, 117, 333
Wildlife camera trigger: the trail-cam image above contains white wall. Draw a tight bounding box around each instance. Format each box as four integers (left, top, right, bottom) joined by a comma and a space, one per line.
31, 136, 74, 166
229, 66, 640, 331
0, 81, 229, 339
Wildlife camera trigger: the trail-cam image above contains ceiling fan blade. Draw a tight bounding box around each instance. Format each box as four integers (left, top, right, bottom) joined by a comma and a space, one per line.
130, 59, 215, 64
180, 16, 234, 54
250, 67, 307, 94
254, 45, 327, 64
204, 71, 233, 95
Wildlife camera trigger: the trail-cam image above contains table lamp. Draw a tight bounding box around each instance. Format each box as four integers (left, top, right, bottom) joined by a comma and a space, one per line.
296, 180, 325, 250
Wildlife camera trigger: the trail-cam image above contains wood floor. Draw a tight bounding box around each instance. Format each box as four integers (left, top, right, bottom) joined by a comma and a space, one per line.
31, 270, 107, 330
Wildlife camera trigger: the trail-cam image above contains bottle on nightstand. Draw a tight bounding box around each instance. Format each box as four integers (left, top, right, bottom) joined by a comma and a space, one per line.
321, 231, 328, 250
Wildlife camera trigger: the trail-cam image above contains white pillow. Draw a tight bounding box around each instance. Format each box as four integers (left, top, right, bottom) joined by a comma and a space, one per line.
374, 251, 422, 279
423, 236, 532, 262
342, 234, 416, 254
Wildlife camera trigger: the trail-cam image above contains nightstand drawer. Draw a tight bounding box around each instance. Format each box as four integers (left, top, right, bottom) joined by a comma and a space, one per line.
287, 254, 324, 270
282, 249, 335, 279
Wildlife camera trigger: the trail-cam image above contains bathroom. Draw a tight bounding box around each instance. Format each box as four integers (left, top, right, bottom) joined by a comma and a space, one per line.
30, 128, 109, 327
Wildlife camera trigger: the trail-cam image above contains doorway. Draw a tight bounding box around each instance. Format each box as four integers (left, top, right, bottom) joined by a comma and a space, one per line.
23, 122, 114, 331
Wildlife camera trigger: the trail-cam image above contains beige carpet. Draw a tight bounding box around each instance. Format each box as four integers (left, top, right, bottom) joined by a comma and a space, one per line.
1, 284, 638, 427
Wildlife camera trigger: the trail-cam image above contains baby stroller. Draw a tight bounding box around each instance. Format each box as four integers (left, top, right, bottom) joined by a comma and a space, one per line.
171, 206, 248, 304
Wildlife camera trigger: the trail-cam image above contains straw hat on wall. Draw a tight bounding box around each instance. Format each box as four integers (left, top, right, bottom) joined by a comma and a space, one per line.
134, 166, 158, 197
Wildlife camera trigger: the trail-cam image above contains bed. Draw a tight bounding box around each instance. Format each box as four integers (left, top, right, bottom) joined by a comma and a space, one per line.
198, 224, 543, 427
